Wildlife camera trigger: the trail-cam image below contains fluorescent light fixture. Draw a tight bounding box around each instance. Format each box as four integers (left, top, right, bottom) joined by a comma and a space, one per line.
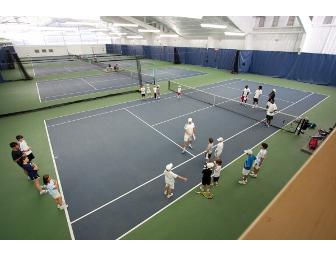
176, 16, 203, 19
113, 23, 138, 27
201, 23, 227, 29
224, 32, 246, 36
110, 32, 127, 35
138, 29, 160, 33
126, 35, 143, 39
159, 34, 179, 38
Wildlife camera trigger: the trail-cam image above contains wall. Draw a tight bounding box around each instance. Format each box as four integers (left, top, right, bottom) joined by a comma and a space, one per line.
14, 44, 106, 58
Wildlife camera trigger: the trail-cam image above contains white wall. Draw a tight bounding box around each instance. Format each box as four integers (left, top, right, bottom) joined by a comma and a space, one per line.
14, 44, 106, 58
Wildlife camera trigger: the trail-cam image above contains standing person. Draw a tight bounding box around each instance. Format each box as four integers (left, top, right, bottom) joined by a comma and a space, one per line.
204, 138, 214, 162
241, 85, 250, 104
153, 85, 158, 99
163, 163, 187, 198
214, 137, 224, 160
182, 118, 196, 154
113, 63, 119, 72
21, 156, 47, 195
10, 142, 27, 177
156, 85, 161, 99
238, 149, 257, 185
250, 143, 268, 178
265, 99, 278, 127
146, 85, 152, 98
140, 85, 146, 100
252, 85, 263, 108
267, 89, 276, 108
43, 174, 68, 210
177, 85, 182, 99
16, 135, 35, 161
211, 159, 223, 186
200, 162, 213, 192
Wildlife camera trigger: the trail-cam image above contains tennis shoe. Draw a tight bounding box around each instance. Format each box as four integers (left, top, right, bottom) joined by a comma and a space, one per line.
188, 144, 193, 149
238, 180, 247, 185
39, 190, 47, 195
167, 193, 174, 198
250, 173, 258, 178
59, 204, 68, 210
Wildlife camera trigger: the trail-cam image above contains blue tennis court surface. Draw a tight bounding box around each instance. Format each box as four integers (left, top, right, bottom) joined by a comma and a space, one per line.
45, 79, 327, 239
37, 67, 206, 102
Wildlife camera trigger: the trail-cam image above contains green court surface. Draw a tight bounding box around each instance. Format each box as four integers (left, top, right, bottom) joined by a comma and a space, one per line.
1, 60, 335, 240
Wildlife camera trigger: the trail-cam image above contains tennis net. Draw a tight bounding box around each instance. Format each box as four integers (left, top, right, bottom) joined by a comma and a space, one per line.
168, 81, 302, 131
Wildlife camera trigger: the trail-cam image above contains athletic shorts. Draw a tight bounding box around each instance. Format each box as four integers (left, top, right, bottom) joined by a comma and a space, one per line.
215, 151, 222, 158
242, 168, 251, 175
49, 189, 61, 199
141, 93, 145, 98
27, 153, 35, 161
213, 176, 220, 183
28, 171, 40, 181
184, 134, 192, 142
165, 183, 174, 190
266, 115, 273, 121
177, 92, 181, 96
202, 177, 211, 186
205, 152, 212, 160
253, 98, 259, 103
254, 161, 261, 170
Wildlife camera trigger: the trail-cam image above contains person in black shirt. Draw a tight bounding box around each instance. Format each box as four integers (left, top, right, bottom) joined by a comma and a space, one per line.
10, 142, 29, 178
200, 163, 213, 192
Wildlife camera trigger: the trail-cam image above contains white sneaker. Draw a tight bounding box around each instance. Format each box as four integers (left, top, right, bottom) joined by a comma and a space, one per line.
167, 193, 174, 198
59, 204, 68, 210
200, 186, 204, 191
27, 176, 31, 181
39, 190, 47, 195
164, 190, 167, 195
181, 149, 186, 154
238, 180, 247, 185
250, 173, 258, 178
188, 144, 192, 149
57, 204, 61, 209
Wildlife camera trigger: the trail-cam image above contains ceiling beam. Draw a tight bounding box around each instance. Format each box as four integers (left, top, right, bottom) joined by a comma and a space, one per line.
119, 16, 158, 30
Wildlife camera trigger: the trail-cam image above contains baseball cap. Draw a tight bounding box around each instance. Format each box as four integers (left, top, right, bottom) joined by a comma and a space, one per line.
217, 137, 224, 142
166, 163, 173, 171
244, 149, 253, 155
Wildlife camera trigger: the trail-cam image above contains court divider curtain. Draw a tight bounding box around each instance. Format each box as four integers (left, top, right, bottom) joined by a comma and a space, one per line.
238, 50, 253, 73
217, 49, 237, 70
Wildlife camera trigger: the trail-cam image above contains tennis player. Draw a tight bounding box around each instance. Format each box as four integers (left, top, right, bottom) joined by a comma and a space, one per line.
250, 143, 268, 178
265, 99, 277, 127
113, 64, 119, 72
177, 85, 182, 99
238, 149, 256, 185
182, 118, 196, 154
208, 159, 223, 186
140, 86, 146, 99
146, 85, 152, 98
200, 162, 213, 192
214, 137, 224, 159
153, 85, 158, 99
252, 86, 263, 108
241, 85, 250, 104
164, 163, 187, 198
267, 89, 276, 108
16, 135, 35, 162
157, 85, 161, 99
204, 137, 214, 161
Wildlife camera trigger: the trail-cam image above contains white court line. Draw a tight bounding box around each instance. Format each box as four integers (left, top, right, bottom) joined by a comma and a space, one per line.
44, 120, 75, 240
116, 94, 329, 240
125, 108, 195, 157
31, 60, 36, 77
47, 80, 241, 127
80, 78, 97, 90
240, 78, 330, 97
43, 89, 96, 100
35, 82, 42, 103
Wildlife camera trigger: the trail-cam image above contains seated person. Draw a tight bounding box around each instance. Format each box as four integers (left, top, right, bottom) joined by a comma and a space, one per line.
105, 64, 113, 72
113, 64, 120, 72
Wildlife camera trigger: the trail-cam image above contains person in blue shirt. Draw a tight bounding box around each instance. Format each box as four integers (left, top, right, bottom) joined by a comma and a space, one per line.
238, 149, 257, 185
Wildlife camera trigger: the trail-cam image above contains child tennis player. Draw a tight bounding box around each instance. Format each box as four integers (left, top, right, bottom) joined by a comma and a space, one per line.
250, 143, 268, 178
140, 85, 146, 99
238, 149, 256, 185
16, 135, 35, 161
241, 85, 250, 104
204, 138, 214, 161
164, 163, 187, 198
146, 85, 152, 98
43, 174, 68, 210
21, 156, 46, 195
177, 85, 182, 99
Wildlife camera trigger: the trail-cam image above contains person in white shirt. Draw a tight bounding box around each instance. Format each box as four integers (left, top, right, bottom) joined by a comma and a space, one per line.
163, 163, 187, 198
250, 143, 268, 178
153, 85, 158, 99
156, 85, 161, 99
105, 64, 113, 73
43, 174, 68, 210
16, 135, 35, 161
214, 137, 224, 159
140, 86, 146, 99
241, 85, 250, 104
210, 159, 223, 186
182, 118, 196, 154
265, 99, 277, 127
204, 137, 214, 161
146, 85, 152, 98
252, 85, 263, 108
177, 86, 182, 99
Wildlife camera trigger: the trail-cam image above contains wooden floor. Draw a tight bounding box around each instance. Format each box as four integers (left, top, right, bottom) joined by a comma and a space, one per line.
240, 129, 336, 240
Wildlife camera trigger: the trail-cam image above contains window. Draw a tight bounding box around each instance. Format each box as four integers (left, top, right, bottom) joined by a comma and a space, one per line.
48, 49, 54, 53
323, 16, 334, 24
34, 49, 39, 53
272, 16, 280, 27
42, 49, 47, 53
287, 16, 296, 26
258, 16, 265, 27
